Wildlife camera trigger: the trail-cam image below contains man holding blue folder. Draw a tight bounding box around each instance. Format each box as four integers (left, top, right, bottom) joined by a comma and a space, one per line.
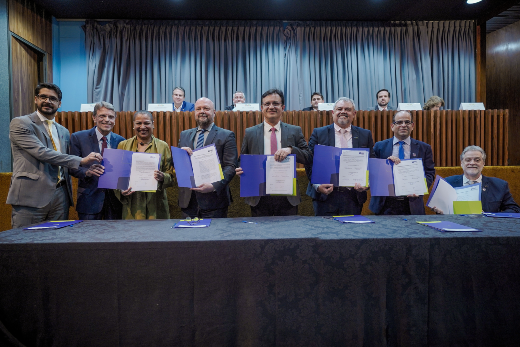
369, 111, 435, 215
305, 97, 374, 216
236, 89, 311, 216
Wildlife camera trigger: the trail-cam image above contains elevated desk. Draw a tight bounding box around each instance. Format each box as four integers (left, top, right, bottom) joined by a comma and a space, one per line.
1, 215, 519, 346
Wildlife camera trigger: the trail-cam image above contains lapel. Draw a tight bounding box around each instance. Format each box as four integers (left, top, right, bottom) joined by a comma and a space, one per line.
188, 128, 198, 150
30, 112, 51, 144
55, 123, 66, 153
181, 101, 186, 112
384, 138, 394, 159
327, 124, 335, 146
280, 122, 289, 148
89, 127, 100, 153
409, 138, 419, 159
453, 175, 464, 187
481, 175, 489, 193
109, 133, 120, 149
351, 126, 360, 148
206, 125, 218, 145
253, 123, 264, 154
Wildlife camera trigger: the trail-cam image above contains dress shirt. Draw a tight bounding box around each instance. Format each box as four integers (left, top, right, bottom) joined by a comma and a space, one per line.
334, 123, 353, 148
193, 123, 214, 148
391, 136, 411, 159
174, 104, 182, 112
95, 127, 112, 152
263, 121, 282, 155
378, 105, 389, 111
37, 111, 64, 182
463, 175, 482, 186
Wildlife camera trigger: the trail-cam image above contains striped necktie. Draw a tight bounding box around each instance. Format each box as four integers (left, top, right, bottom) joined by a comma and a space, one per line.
196, 129, 206, 149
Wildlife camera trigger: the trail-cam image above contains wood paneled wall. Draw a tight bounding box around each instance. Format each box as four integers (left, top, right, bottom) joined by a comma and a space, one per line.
487, 20, 520, 165
11, 36, 40, 118
55, 110, 509, 167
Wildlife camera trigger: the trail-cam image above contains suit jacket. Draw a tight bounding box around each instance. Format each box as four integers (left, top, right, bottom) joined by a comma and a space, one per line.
173, 101, 195, 112
224, 104, 234, 111
445, 175, 520, 213
240, 122, 312, 206
7, 112, 81, 208
373, 104, 394, 111
305, 124, 374, 206
369, 137, 435, 215
302, 106, 314, 111
177, 125, 238, 210
69, 127, 125, 214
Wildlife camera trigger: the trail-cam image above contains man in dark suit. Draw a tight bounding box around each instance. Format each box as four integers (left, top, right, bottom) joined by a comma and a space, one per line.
224, 91, 245, 110
369, 110, 435, 215
433, 146, 520, 213
172, 86, 195, 112
7, 83, 102, 228
69, 101, 125, 220
305, 97, 374, 216
178, 97, 238, 218
236, 88, 312, 216
302, 92, 324, 111
374, 89, 394, 111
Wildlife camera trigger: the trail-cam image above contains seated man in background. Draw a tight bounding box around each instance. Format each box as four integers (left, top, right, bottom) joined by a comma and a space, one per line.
303, 92, 324, 111
172, 86, 195, 112
224, 91, 246, 110
374, 89, 394, 111
433, 145, 520, 213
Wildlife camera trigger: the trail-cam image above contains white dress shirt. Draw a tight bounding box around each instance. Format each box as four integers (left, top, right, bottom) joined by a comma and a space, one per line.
95, 127, 112, 152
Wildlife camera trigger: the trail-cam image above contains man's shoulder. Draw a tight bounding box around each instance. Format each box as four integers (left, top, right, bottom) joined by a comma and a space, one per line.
411, 138, 432, 148
445, 174, 462, 183
281, 122, 302, 131
483, 175, 509, 187
212, 125, 234, 136
71, 128, 95, 139
352, 125, 372, 135
302, 106, 313, 111
374, 137, 392, 146
112, 132, 125, 141
10, 113, 36, 126
245, 123, 263, 132
224, 105, 234, 111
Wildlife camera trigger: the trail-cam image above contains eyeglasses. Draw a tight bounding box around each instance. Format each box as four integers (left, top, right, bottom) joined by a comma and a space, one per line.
262, 102, 282, 108
37, 94, 60, 103
393, 120, 413, 126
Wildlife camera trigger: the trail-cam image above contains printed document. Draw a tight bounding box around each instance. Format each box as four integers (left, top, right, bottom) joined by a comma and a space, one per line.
393, 159, 428, 196
265, 156, 295, 195
128, 153, 160, 191
338, 150, 368, 187
191, 146, 222, 187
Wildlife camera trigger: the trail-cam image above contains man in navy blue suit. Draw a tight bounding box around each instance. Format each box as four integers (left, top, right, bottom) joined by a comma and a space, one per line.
374, 89, 394, 111
178, 97, 238, 218
302, 92, 324, 111
432, 146, 520, 213
224, 91, 245, 111
305, 97, 374, 216
70, 102, 126, 220
172, 86, 195, 112
369, 110, 435, 215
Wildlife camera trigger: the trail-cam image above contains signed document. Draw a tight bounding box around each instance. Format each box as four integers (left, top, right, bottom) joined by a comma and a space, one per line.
265, 156, 295, 195
455, 184, 481, 201
338, 150, 368, 187
393, 159, 428, 196
128, 153, 160, 191
191, 145, 222, 187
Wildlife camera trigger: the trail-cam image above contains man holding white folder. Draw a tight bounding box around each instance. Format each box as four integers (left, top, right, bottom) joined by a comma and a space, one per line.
178, 97, 238, 218
369, 111, 435, 215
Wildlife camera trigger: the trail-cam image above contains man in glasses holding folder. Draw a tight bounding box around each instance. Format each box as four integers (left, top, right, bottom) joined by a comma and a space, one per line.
305, 97, 374, 216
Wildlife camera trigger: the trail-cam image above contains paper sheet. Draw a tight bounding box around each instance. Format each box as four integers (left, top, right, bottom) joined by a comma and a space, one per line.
128, 153, 160, 191
338, 150, 368, 187
265, 156, 295, 195
393, 159, 428, 196
191, 145, 222, 186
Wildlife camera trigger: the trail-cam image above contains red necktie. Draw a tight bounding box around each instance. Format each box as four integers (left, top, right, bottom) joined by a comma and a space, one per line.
101, 136, 107, 156
270, 128, 277, 155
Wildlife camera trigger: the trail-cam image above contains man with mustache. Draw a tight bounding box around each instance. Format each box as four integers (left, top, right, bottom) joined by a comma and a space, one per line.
178, 97, 238, 218
7, 83, 102, 228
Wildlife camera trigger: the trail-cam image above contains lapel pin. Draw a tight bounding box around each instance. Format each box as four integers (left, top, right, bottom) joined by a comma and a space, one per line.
412, 153, 417, 157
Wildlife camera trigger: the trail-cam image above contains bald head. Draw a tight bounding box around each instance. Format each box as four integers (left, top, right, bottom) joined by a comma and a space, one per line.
194, 97, 216, 129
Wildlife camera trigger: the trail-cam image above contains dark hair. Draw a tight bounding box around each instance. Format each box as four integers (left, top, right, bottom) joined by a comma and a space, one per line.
261, 88, 284, 106
172, 87, 186, 97
133, 110, 154, 122
311, 92, 323, 101
392, 110, 413, 123
35, 83, 62, 101
376, 89, 390, 99
93, 101, 116, 117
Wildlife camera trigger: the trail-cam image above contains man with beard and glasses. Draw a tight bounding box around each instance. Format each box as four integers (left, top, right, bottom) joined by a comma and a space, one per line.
177, 97, 238, 218
7, 83, 102, 228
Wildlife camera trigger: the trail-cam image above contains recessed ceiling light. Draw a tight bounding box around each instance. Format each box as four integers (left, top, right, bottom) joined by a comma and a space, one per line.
467, 0, 482, 4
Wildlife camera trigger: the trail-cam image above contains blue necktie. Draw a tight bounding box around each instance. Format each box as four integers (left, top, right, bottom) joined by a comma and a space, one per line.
398, 141, 405, 160
196, 129, 206, 149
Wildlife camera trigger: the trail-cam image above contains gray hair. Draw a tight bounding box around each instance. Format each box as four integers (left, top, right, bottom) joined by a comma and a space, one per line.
93, 101, 116, 117
333, 97, 356, 110
133, 110, 154, 122
460, 145, 486, 162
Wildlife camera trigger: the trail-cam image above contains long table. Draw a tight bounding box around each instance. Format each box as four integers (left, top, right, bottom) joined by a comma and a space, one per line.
1, 215, 520, 346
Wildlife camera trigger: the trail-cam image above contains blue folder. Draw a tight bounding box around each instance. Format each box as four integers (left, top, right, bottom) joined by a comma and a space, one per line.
240, 154, 296, 197
368, 158, 396, 196
311, 145, 369, 186
171, 144, 224, 188
25, 220, 83, 230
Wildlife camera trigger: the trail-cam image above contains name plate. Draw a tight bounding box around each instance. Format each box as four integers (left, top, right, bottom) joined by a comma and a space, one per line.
397, 103, 422, 111
80, 104, 96, 112
459, 103, 485, 110
148, 103, 174, 112
318, 103, 335, 111
235, 103, 260, 111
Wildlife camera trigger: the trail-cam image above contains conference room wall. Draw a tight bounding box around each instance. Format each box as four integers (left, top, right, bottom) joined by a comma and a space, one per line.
487, 20, 520, 166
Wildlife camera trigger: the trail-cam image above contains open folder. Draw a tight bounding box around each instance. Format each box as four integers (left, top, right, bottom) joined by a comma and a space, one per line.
426, 175, 482, 214
368, 158, 429, 196
311, 145, 369, 187
240, 154, 296, 197
171, 144, 224, 188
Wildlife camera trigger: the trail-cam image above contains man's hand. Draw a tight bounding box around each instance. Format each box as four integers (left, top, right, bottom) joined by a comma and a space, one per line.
154, 170, 164, 182
81, 152, 102, 165
86, 164, 104, 177
387, 156, 401, 164
235, 167, 244, 176
354, 182, 368, 192
432, 206, 444, 214
317, 184, 334, 195
191, 183, 215, 193
274, 148, 292, 162
121, 187, 134, 196
181, 147, 193, 156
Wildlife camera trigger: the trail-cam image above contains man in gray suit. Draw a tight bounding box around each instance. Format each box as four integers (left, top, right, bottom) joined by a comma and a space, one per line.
7, 83, 102, 228
236, 88, 312, 216
178, 97, 238, 218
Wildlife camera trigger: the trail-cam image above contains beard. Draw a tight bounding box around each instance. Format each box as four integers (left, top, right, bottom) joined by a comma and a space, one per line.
38, 104, 57, 116
197, 115, 212, 128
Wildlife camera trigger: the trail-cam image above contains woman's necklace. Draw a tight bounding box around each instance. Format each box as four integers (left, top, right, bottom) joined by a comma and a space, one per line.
139, 139, 152, 146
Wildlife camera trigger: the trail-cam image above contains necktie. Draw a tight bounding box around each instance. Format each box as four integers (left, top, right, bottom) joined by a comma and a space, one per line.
101, 136, 107, 156
270, 128, 277, 154
398, 141, 405, 160
339, 129, 349, 148
468, 180, 476, 185
196, 129, 206, 149
46, 120, 61, 182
